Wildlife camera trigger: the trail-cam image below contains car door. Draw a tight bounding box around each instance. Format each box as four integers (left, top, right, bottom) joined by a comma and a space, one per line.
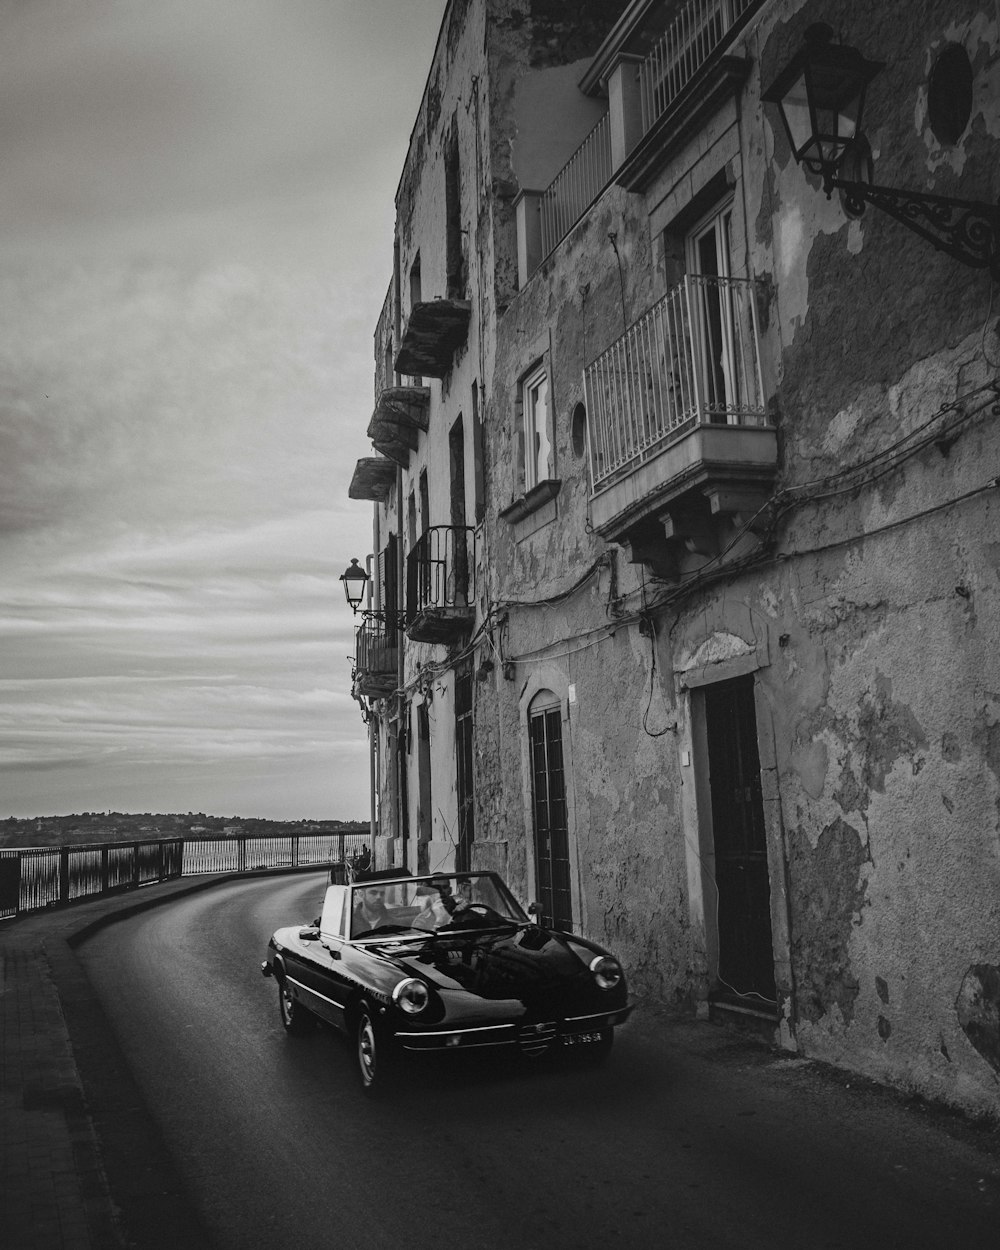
282, 886, 351, 1032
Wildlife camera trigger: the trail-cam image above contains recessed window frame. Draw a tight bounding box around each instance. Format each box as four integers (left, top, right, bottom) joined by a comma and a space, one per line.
517, 357, 554, 495
518, 666, 582, 934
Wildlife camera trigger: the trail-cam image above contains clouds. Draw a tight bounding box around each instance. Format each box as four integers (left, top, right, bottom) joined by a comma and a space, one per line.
0, 256, 365, 534
0, 0, 433, 255
0, 0, 445, 818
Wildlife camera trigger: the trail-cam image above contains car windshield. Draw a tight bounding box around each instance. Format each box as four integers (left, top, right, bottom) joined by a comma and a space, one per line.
348, 873, 528, 940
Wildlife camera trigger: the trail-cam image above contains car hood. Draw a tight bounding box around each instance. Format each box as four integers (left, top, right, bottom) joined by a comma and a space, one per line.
371, 925, 606, 1006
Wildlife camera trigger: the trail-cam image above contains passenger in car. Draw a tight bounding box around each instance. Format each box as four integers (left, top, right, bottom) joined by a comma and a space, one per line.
351, 885, 392, 937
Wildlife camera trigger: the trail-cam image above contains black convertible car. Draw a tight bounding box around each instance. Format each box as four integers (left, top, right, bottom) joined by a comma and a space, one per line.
261, 870, 632, 1094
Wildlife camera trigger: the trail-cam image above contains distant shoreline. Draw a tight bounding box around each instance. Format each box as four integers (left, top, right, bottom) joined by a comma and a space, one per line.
0, 813, 368, 851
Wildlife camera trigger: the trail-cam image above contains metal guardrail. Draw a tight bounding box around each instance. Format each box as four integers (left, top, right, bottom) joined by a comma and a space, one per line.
539, 112, 613, 260
584, 274, 767, 491
0, 831, 371, 920
638, 0, 761, 132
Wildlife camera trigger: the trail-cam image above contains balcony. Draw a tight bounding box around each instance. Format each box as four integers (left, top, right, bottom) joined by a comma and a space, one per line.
638, 0, 759, 131
544, 114, 614, 266
353, 612, 399, 701
405, 526, 476, 644
349, 457, 396, 503
580, 0, 762, 193
583, 274, 775, 577
367, 385, 430, 467
394, 299, 472, 379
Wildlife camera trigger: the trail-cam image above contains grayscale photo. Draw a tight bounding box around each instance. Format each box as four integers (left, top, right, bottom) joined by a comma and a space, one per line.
1, 3, 998, 1247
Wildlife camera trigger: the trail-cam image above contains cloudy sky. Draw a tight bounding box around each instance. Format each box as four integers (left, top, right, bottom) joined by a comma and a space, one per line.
0, 0, 446, 821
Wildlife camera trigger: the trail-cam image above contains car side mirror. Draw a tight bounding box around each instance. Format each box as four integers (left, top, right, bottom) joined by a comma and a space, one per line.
299, 927, 320, 941
527, 902, 541, 916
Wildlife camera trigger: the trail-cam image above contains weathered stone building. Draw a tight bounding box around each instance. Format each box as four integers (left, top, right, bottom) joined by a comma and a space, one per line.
348, 0, 1000, 1118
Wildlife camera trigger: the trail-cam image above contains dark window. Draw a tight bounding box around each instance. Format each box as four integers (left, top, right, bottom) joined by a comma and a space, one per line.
455, 662, 475, 873
704, 675, 775, 1003
409, 252, 422, 308
471, 381, 485, 525
445, 118, 466, 300
571, 402, 588, 459
528, 695, 572, 931
378, 533, 398, 621
416, 703, 432, 869
419, 469, 430, 536
928, 44, 973, 146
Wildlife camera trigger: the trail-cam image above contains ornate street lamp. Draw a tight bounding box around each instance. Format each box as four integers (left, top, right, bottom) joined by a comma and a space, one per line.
763, 24, 1000, 280
339, 557, 369, 614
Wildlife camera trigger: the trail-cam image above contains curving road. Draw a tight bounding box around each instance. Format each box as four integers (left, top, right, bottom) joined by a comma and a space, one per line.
77, 872, 999, 1250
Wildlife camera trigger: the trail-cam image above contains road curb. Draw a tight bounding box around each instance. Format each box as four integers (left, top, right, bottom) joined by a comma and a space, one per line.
2, 866, 329, 1250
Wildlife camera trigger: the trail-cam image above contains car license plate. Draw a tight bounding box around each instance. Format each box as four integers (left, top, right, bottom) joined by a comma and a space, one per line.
561, 1030, 603, 1046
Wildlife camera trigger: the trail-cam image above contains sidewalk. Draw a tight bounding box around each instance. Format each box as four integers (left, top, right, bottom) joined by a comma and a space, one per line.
1, 873, 289, 1250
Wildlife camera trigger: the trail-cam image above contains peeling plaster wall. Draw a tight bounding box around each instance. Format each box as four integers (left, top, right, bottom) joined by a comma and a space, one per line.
729, 0, 1000, 1116
363, 0, 1000, 1119
481, 0, 1000, 1114
482, 169, 694, 1000
367, 0, 635, 868
370, 0, 491, 861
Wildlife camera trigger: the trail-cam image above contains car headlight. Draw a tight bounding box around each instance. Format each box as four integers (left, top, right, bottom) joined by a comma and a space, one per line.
590, 955, 623, 990
392, 977, 430, 1015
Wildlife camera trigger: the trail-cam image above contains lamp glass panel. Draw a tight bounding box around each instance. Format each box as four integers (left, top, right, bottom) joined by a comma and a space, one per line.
812, 103, 846, 164
838, 90, 862, 143
809, 55, 865, 161
781, 71, 814, 157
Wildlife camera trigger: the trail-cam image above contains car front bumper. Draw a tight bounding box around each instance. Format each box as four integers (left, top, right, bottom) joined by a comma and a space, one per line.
393, 1003, 633, 1054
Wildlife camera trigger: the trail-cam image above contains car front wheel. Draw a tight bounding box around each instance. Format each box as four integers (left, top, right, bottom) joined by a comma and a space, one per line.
355, 1006, 395, 1096
278, 977, 313, 1036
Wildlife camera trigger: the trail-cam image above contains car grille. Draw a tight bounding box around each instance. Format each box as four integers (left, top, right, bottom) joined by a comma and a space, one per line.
518, 1020, 557, 1056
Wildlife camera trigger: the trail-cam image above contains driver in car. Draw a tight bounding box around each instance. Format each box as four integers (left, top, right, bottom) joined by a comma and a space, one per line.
352, 885, 392, 937
453, 877, 477, 908
411, 885, 451, 931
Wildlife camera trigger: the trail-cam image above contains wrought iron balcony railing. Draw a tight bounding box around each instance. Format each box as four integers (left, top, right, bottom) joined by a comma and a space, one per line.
584, 273, 767, 492
539, 112, 613, 260
406, 525, 476, 644
353, 611, 400, 700
638, 0, 761, 132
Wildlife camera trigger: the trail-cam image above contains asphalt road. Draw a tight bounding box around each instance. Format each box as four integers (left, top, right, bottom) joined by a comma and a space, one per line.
76, 871, 999, 1250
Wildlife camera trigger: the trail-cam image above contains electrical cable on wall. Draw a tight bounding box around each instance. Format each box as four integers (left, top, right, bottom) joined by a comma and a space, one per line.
608, 230, 628, 333
372, 378, 998, 703
640, 615, 677, 738
496, 551, 611, 610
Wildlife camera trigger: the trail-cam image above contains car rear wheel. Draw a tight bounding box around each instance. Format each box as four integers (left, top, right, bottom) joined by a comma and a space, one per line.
278, 977, 313, 1036
355, 1006, 395, 1096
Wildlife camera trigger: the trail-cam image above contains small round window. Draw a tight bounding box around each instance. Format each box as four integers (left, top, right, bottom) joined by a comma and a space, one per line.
927, 44, 973, 146
571, 402, 588, 459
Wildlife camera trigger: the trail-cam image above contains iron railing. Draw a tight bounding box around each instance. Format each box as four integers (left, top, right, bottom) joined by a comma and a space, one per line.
355, 612, 399, 679
0, 831, 371, 921
406, 526, 476, 621
639, 0, 761, 132
539, 112, 613, 260
584, 274, 767, 491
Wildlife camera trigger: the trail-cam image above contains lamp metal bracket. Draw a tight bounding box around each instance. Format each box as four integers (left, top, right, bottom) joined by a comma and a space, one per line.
824, 175, 1000, 281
